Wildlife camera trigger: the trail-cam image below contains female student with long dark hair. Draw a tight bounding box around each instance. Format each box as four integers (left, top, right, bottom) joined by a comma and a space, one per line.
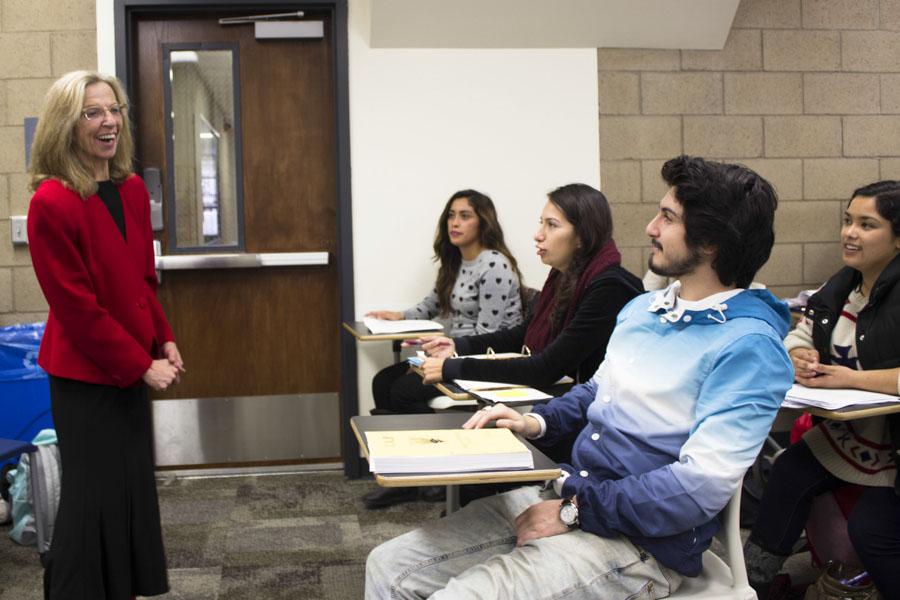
368, 189, 525, 415
420, 183, 643, 391
745, 181, 900, 599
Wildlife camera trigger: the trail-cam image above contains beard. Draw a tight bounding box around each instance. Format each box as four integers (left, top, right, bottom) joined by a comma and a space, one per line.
648, 243, 704, 278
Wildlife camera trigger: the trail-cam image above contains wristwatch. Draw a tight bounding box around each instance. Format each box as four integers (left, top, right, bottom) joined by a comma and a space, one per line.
559, 497, 579, 528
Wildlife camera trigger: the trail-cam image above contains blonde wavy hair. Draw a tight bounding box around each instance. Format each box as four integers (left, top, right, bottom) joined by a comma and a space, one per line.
28, 70, 135, 199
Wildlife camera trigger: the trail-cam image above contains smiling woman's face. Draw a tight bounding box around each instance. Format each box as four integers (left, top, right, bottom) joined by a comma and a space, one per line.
75, 82, 122, 179
842, 195, 900, 279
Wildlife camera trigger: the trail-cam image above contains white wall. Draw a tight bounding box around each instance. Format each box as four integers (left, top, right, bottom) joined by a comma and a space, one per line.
348, 0, 599, 413
95, 0, 600, 414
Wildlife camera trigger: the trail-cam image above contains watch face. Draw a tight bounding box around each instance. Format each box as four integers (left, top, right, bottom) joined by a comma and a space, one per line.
560, 502, 578, 526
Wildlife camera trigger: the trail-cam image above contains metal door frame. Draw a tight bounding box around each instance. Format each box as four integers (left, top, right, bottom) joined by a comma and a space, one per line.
115, 0, 362, 477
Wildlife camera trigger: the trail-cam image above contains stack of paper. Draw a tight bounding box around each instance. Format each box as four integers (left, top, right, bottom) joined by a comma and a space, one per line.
782, 384, 900, 411
363, 317, 443, 335
366, 428, 534, 473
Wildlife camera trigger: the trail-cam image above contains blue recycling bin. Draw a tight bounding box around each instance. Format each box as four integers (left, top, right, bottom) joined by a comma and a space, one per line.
0, 323, 52, 444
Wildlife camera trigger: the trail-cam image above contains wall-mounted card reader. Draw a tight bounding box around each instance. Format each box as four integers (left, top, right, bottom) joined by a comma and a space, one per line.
143, 167, 164, 231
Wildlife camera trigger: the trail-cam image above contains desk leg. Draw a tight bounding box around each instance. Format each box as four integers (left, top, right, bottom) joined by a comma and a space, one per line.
446, 485, 460, 514
392, 339, 402, 363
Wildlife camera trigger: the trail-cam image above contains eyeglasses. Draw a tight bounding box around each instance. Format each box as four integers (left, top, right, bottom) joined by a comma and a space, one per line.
81, 104, 126, 121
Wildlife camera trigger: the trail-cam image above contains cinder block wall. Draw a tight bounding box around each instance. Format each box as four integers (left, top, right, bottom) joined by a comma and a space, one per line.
600, 0, 900, 298
0, 0, 97, 325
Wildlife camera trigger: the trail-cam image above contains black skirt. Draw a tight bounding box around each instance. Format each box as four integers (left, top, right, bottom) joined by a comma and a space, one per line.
43, 376, 168, 600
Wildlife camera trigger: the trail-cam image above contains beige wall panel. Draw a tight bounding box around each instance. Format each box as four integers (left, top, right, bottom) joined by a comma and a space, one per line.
599, 160, 641, 204
844, 116, 900, 156
641, 73, 723, 115
804, 74, 880, 115
681, 29, 762, 72
774, 200, 842, 243
882, 0, 900, 30
803, 242, 843, 285
880, 158, 900, 179
756, 243, 803, 286
730, 158, 803, 200
803, 159, 879, 200
641, 160, 668, 204
618, 246, 643, 279
611, 204, 657, 247
0, 81, 6, 129
596, 48, 680, 71
12, 265, 47, 312
598, 72, 639, 115
764, 116, 842, 158
598, 116, 682, 160
724, 73, 802, 114
0, 312, 47, 326
801, 0, 878, 30
8, 172, 29, 215
733, 0, 801, 29
0, 174, 8, 220
5, 78, 53, 126
880, 74, 900, 114
0, 33, 51, 78
768, 284, 805, 299
763, 30, 840, 71
0, 225, 12, 267
842, 31, 900, 72
2, 0, 95, 32
683, 116, 763, 157
51, 31, 98, 76
0, 268, 11, 313
0, 126, 24, 173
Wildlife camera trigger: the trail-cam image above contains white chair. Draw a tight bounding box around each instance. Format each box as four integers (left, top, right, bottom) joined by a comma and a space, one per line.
670, 486, 757, 599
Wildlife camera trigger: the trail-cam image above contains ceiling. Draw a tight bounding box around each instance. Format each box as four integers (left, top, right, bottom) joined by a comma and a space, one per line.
367, 0, 740, 50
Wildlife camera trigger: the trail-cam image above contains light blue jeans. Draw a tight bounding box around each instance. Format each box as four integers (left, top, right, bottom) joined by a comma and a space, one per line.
365, 486, 682, 600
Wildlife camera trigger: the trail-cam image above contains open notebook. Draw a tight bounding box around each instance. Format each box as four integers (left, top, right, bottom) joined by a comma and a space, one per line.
782, 384, 900, 411
366, 428, 534, 473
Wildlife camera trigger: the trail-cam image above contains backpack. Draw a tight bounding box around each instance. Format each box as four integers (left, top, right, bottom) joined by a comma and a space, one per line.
6, 429, 61, 557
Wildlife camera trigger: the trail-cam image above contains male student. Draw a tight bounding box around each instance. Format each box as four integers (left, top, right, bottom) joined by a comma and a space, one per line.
364, 155, 795, 600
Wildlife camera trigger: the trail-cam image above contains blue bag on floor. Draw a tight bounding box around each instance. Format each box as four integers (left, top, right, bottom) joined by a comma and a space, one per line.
0, 323, 52, 445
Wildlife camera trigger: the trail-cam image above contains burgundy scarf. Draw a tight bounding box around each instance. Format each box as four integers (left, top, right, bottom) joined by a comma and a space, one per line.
523, 239, 621, 353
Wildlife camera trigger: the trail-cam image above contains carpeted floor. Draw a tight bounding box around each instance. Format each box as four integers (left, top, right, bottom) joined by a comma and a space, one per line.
0, 470, 820, 599
0, 470, 442, 600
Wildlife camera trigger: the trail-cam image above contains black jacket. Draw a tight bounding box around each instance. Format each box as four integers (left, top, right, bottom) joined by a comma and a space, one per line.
803, 253, 900, 493
443, 265, 644, 387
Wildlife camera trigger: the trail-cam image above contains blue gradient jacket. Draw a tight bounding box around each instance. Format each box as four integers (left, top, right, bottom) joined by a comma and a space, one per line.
532, 287, 793, 576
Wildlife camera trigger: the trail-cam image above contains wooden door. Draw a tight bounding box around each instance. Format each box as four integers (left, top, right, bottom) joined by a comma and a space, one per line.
130, 10, 342, 466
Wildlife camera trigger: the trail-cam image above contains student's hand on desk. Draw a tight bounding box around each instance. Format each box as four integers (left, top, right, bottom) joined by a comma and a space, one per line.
421, 357, 445, 383
462, 404, 542, 439
789, 347, 821, 379
366, 310, 403, 320
420, 335, 456, 358
796, 363, 858, 389
514, 500, 571, 546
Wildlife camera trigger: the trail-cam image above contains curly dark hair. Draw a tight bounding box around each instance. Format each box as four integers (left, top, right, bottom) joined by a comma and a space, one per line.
660, 155, 778, 288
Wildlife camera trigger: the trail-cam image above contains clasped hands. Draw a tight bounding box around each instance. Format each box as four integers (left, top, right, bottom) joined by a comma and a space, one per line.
464, 403, 573, 546
142, 341, 186, 391
789, 347, 858, 388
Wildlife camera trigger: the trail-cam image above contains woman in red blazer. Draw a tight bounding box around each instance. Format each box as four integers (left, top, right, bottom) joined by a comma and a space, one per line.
27, 71, 183, 600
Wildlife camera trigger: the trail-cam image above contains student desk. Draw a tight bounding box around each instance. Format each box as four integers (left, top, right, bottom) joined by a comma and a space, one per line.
342, 321, 442, 363
785, 400, 900, 421
351, 414, 560, 514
